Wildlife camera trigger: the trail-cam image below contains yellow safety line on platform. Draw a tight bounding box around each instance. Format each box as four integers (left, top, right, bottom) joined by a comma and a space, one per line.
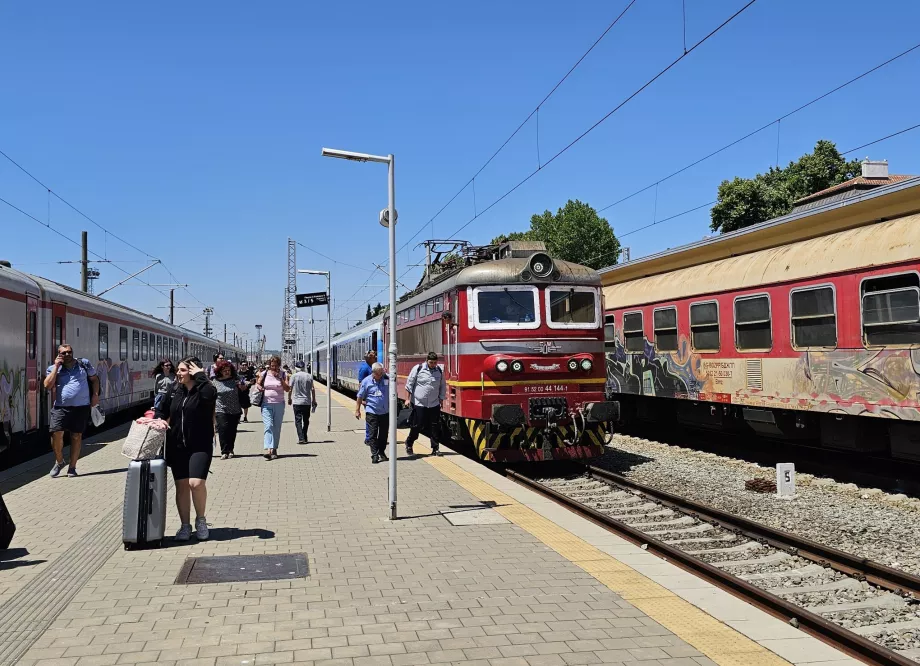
421, 452, 792, 666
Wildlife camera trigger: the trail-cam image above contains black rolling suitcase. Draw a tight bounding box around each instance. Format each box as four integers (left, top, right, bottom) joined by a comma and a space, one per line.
0, 492, 15, 550
123, 459, 167, 549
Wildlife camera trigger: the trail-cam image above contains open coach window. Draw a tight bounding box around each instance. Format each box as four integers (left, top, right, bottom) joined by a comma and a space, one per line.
623, 312, 644, 352
862, 273, 920, 346
791, 286, 836, 348
546, 288, 598, 328
472, 286, 538, 329
734, 294, 772, 351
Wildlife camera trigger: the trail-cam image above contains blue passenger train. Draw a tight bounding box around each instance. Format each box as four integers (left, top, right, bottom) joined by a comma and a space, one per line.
307, 316, 384, 393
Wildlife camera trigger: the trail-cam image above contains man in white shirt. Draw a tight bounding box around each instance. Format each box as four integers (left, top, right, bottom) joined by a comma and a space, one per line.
404, 352, 446, 457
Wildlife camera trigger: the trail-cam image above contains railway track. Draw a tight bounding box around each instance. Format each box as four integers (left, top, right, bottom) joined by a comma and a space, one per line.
509, 464, 920, 666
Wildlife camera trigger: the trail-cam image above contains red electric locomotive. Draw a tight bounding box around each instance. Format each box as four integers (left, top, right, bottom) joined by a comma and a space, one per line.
385, 241, 619, 462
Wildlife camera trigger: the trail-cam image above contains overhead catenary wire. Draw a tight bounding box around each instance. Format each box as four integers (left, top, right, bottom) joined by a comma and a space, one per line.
443, 0, 759, 242
396, 0, 639, 255
597, 40, 920, 214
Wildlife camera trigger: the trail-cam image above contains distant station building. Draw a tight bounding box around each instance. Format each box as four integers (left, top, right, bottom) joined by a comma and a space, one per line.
791, 158, 915, 214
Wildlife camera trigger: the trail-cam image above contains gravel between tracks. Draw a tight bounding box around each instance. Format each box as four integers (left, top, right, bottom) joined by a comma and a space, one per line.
597, 435, 920, 575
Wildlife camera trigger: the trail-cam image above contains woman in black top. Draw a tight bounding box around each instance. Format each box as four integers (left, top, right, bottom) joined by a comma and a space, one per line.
238, 360, 255, 422
161, 356, 216, 542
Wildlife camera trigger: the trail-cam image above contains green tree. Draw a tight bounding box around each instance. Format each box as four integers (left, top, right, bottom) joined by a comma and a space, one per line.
491, 231, 534, 245
710, 140, 862, 234
530, 200, 620, 269
365, 304, 373, 320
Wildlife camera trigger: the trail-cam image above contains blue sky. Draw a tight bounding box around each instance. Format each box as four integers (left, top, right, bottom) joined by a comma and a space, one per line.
2, 0, 918, 348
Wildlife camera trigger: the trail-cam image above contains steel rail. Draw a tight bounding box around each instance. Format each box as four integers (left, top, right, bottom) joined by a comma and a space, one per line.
584, 465, 920, 600
506, 469, 918, 666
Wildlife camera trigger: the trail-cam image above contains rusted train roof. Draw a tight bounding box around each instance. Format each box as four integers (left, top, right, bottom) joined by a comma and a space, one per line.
603, 211, 920, 309
599, 176, 920, 286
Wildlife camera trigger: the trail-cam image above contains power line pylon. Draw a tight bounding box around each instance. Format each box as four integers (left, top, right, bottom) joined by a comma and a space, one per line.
282, 238, 297, 367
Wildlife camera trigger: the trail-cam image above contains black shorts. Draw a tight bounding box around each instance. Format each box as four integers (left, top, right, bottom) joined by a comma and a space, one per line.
50, 406, 91, 435
167, 442, 213, 481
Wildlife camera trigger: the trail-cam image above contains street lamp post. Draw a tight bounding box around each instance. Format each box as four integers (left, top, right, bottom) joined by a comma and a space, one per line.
322, 147, 398, 520
298, 269, 332, 433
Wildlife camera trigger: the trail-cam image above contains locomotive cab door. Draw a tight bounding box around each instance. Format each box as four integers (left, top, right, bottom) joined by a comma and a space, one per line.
25, 294, 39, 432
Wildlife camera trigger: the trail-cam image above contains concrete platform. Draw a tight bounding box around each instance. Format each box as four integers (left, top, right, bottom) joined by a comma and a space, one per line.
0, 385, 862, 666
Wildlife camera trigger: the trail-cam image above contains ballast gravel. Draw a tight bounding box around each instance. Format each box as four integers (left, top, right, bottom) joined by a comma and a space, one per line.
597, 434, 920, 575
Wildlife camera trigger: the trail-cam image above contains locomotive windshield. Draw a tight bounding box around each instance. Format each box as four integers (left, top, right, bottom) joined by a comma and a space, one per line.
546, 287, 599, 328
477, 289, 536, 324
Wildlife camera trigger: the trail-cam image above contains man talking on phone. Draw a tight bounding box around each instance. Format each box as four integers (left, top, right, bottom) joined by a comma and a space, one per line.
43, 344, 99, 478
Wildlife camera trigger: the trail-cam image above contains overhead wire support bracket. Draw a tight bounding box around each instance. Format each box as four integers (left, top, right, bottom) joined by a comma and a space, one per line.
95, 260, 161, 298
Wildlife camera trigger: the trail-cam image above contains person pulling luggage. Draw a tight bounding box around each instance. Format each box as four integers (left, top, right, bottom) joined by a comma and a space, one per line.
404, 352, 446, 457
161, 357, 216, 541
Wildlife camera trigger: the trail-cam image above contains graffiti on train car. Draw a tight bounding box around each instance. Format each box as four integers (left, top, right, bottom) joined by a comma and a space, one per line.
94, 358, 135, 410
605, 335, 920, 420
0, 364, 23, 448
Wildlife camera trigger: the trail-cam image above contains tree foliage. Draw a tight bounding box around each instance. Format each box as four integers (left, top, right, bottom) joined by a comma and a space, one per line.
365, 302, 386, 320
492, 200, 620, 270
710, 140, 862, 234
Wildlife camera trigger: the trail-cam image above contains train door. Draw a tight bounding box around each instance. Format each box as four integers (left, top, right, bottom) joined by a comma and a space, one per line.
445, 292, 459, 413
25, 294, 39, 432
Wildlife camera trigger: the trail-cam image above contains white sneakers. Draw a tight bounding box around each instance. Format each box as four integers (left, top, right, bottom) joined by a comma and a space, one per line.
195, 516, 209, 540
174, 517, 209, 542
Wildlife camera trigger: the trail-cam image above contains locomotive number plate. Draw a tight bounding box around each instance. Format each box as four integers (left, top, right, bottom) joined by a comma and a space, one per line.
516, 384, 573, 394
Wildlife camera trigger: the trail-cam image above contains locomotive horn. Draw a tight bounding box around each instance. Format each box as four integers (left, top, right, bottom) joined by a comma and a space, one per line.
528, 252, 554, 279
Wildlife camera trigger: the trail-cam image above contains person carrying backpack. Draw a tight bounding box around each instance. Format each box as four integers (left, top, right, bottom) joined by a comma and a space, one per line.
42, 344, 100, 478
404, 352, 445, 457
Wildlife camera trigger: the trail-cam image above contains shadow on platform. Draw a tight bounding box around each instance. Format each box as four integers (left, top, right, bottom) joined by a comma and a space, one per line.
162, 527, 275, 547
0, 547, 46, 570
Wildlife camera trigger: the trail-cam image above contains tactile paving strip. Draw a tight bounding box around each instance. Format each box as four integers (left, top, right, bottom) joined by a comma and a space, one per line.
0, 504, 122, 665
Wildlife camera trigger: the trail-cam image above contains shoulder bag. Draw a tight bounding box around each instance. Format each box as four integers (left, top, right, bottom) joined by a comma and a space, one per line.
249, 371, 268, 408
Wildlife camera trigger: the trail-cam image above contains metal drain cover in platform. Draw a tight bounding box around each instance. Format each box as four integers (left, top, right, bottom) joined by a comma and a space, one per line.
174, 553, 309, 584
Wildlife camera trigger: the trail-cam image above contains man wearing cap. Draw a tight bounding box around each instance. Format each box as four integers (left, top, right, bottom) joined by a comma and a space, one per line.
358, 350, 377, 384
404, 352, 446, 456
288, 361, 316, 445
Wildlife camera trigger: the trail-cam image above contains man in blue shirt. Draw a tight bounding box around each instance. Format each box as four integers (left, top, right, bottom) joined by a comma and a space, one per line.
42, 344, 99, 478
355, 362, 389, 464
357, 350, 377, 384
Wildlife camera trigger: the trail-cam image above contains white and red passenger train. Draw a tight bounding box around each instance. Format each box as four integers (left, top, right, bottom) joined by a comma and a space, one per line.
311, 242, 620, 462
0, 261, 245, 468
601, 172, 920, 461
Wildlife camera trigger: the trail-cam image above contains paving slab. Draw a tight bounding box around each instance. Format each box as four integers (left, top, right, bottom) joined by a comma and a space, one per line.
0, 385, 859, 666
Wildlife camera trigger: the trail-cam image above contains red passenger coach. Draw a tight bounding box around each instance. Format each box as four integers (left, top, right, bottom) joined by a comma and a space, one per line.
385, 242, 619, 462
601, 170, 920, 462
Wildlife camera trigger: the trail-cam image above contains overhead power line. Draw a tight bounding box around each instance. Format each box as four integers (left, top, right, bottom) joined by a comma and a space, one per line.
442, 0, 759, 242
597, 40, 920, 214
397, 0, 638, 255
295, 241, 375, 273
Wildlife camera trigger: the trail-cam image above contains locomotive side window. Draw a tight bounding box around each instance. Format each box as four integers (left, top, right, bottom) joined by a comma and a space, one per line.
734, 295, 772, 351
546, 287, 598, 328
623, 312, 644, 352
98, 324, 109, 360
791, 286, 837, 349
472, 286, 539, 329
653, 307, 678, 352
690, 301, 720, 351
120, 327, 128, 361
862, 273, 920, 346
133, 330, 140, 361
53, 316, 64, 351
141, 332, 148, 360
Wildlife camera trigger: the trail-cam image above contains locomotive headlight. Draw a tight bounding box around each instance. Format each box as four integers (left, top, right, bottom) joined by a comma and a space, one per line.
567, 359, 579, 372
580, 358, 593, 371
510, 360, 524, 373
495, 359, 509, 373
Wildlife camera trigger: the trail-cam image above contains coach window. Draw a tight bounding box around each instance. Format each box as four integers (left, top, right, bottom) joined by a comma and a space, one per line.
426, 300, 434, 316
119, 327, 128, 361
735, 294, 772, 351
690, 301, 720, 351
623, 312, 644, 352
604, 315, 616, 351
141, 332, 148, 360
436, 298, 443, 313
546, 287, 599, 329
409, 307, 415, 322
862, 273, 920, 346
653, 307, 678, 352
472, 286, 539, 330
27, 311, 36, 359
132, 330, 140, 361
98, 323, 109, 360
791, 286, 837, 349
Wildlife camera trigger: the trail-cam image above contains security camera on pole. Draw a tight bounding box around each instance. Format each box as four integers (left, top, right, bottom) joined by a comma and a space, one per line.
322, 147, 398, 520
